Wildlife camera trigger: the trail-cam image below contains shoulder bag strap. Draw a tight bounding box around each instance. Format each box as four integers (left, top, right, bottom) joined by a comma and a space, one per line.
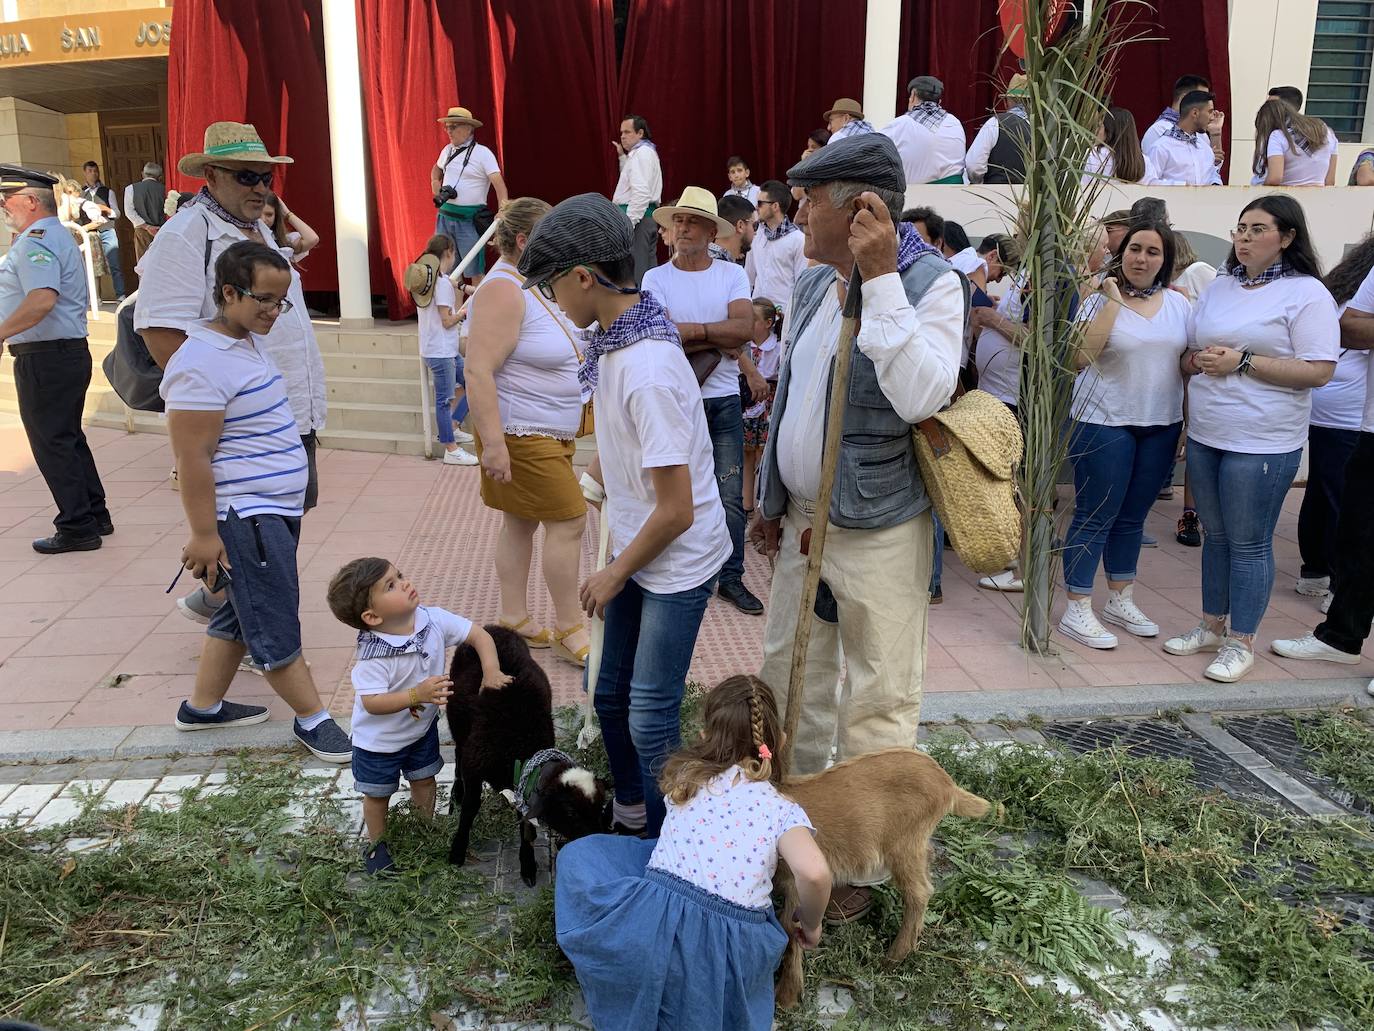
530, 287, 582, 362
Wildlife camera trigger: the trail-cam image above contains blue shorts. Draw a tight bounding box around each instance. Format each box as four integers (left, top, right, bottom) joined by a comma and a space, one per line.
207, 511, 303, 670
351, 718, 444, 797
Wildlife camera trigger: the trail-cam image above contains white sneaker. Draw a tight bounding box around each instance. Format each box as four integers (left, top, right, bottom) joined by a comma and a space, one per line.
1366, 679, 1373, 699
1320, 591, 1333, 615
1101, 585, 1159, 638
978, 569, 1024, 592
442, 447, 478, 466
1058, 598, 1118, 649
1205, 641, 1254, 683
1162, 623, 1224, 656
1269, 632, 1360, 665
1295, 575, 1330, 598
452, 427, 475, 444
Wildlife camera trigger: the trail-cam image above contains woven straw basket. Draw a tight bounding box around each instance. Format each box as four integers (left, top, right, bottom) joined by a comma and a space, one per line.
912, 389, 1023, 575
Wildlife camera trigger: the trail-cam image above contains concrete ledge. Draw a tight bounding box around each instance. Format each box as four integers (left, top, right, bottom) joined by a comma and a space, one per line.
3, 678, 1369, 764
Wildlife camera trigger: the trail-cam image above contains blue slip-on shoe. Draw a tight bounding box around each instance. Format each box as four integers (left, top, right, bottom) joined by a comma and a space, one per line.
175, 699, 270, 731
293, 716, 351, 764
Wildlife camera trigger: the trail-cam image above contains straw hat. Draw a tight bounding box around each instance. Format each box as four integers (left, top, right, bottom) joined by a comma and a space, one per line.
177, 122, 294, 178
823, 97, 865, 121
437, 106, 483, 128
1006, 73, 1030, 98
651, 186, 736, 239
404, 254, 443, 308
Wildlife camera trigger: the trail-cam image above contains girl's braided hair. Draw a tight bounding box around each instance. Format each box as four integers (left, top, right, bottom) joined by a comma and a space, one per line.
659, 675, 785, 804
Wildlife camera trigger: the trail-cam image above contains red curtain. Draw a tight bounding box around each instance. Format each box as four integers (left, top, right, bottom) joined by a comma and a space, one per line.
357, 0, 620, 318
167, 0, 338, 291
617, 0, 869, 211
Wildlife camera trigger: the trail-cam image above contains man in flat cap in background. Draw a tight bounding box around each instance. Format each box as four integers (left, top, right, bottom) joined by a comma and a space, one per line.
0, 164, 112, 555
879, 75, 968, 185
752, 135, 967, 916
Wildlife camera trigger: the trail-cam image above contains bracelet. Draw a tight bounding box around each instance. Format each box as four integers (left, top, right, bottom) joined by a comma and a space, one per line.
579, 472, 606, 504
1236, 350, 1255, 376
702, 323, 711, 344
408, 686, 420, 707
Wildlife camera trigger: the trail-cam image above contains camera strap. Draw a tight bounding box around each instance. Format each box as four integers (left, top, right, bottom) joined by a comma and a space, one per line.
443, 140, 476, 176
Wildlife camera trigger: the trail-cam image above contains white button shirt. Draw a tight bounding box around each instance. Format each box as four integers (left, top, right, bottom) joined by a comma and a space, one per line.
745, 226, 808, 308
964, 110, 1028, 183
1144, 130, 1221, 186
879, 111, 967, 183
775, 269, 964, 502
612, 143, 662, 224
134, 202, 327, 433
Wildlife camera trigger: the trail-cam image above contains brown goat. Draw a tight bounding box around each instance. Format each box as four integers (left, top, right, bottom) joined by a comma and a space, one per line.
774, 747, 993, 1009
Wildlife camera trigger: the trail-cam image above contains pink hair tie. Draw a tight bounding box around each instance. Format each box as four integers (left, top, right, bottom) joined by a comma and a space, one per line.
758, 744, 772, 760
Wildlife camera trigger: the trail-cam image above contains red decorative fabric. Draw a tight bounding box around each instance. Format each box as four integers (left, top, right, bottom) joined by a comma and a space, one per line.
357, 0, 620, 318
617, 0, 869, 210
167, 0, 338, 291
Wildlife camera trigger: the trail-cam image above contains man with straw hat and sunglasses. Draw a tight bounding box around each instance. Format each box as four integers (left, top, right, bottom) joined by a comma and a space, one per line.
643, 187, 766, 615
135, 122, 341, 761
430, 106, 507, 283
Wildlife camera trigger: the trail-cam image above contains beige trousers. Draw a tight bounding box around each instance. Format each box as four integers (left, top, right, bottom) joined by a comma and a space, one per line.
758, 502, 933, 775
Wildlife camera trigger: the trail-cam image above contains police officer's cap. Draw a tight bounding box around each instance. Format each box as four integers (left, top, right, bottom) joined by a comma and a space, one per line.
0, 164, 59, 192
517, 193, 634, 290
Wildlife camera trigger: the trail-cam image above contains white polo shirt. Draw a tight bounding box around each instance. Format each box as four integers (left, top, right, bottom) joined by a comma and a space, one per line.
134, 201, 327, 433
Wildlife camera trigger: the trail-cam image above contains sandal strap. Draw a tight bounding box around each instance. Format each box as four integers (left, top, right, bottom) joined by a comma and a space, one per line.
552, 623, 586, 642
499, 615, 534, 633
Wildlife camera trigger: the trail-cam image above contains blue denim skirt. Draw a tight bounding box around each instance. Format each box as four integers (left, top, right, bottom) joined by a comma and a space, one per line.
555, 834, 788, 1030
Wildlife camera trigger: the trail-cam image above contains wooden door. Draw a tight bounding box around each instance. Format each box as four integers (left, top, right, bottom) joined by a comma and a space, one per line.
101, 123, 166, 292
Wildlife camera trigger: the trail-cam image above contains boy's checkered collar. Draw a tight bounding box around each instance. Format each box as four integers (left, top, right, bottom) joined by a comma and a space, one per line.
356, 606, 433, 660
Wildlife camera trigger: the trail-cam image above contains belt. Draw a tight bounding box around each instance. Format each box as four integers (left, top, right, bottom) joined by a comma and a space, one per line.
8, 337, 88, 356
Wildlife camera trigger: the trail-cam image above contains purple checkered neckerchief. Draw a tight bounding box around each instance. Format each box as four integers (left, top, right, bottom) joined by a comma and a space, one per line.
764, 217, 800, 242
908, 101, 950, 131
831, 119, 875, 141
1157, 107, 1180, 127
356, 618, 432, 661
630, 139, 657, 155
577, 290, 680, 400
191, 185, 257, 231
897, 221, 942, 271
1230, 260, 1291, 287
1165, 125, 1200, 145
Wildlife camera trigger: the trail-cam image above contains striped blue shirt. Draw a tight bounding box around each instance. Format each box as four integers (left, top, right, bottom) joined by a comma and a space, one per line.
161, 320, 307, 519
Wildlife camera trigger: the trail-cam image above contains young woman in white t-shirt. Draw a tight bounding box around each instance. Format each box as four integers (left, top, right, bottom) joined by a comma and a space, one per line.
1252, 99, 1338, 187
1294, 237, 1374, 609
1165, 195, 1340, 683
555, 676, 830, 1031
1059, 222, 1190, 650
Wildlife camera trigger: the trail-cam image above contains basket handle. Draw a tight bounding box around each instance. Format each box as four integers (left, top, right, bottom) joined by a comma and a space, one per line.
917, 417, 951, 459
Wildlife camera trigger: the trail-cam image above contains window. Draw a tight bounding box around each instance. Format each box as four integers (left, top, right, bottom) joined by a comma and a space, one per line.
1308, 1, 1374, 141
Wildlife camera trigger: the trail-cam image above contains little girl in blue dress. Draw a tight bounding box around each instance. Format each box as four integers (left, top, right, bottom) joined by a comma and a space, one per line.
555, 675, 832, 1029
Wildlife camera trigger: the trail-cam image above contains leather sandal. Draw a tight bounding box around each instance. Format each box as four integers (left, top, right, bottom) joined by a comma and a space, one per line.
498, 615, 552, 649
823, 885, 875, 925
550, 623, 590, 668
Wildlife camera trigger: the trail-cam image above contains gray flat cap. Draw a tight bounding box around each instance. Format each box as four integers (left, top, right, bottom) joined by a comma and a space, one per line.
786, 132, 905, 194
908, 75, 944, 97
517, 192, 633, 289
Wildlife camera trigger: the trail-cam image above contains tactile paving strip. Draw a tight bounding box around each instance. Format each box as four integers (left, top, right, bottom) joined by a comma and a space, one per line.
1040, 718, 1296, 811
1223, 714, 1372, 818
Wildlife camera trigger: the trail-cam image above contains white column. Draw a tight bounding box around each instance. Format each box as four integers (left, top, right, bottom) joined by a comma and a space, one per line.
321, 0, 372, 325
862, 0, 903, 129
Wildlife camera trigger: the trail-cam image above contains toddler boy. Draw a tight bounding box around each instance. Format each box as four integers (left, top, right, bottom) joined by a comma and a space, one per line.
328, 556, 510, 873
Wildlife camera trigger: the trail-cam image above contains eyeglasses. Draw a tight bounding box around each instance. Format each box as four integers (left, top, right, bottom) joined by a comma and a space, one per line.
1230, 224, 1277, 240
536, 265, 639, 302
536, 266, 576, 301
234, 286, 293, 314
209, 165, 274, 189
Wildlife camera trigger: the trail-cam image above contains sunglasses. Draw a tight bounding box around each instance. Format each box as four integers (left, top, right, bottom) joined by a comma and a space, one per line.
209, 165, 274, 189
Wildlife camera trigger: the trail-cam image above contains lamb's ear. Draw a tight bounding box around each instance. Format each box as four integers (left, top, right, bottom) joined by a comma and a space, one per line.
595, 777, 611, 803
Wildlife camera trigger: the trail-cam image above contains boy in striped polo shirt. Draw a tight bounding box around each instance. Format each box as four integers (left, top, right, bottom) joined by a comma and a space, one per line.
163, 241, 351, 762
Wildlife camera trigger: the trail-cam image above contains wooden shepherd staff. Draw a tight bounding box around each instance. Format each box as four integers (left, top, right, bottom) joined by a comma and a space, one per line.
781, 264, 864, 762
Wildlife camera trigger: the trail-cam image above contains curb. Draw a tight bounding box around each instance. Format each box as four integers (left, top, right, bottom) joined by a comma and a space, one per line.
3, 677, 1370, 764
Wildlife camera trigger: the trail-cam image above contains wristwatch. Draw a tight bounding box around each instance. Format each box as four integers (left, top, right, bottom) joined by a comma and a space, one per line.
1236, 350, 1255, 376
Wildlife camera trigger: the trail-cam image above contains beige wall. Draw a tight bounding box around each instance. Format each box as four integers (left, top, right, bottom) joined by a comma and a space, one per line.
1, 0, 169, 20
0, 97, 100, 184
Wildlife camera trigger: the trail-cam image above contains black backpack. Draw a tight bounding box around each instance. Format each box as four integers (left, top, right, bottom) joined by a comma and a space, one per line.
103, 212, 214, 412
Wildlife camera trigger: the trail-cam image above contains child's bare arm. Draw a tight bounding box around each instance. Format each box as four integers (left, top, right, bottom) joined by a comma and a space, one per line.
779, 826, 831, 947
360, 674, 452, 715
466, 624, 512, 689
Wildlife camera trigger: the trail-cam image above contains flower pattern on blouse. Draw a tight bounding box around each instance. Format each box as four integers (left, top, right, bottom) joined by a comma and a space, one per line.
647, 765, 813, 908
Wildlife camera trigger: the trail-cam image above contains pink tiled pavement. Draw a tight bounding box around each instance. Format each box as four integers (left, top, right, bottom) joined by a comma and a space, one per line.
0, 420, 1367, 734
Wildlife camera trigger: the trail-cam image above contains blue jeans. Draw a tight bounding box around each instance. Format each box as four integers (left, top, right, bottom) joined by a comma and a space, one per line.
594, 573, 717, 836
1062, 421, 1182, 593
434, 213, 485, 274
424, 356, 468, 445
930, 511, 944, 594
1186, 438, 1302, 636
703, 394, 746, 585
96, 224, 125, 296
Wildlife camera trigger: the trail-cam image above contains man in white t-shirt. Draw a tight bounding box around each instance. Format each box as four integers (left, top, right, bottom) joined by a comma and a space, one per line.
1270, 267, 1374, 699
430, 106, 508, 282
879, 75, 966, 184
644, 187, 764, 615
517, 192, 730, 836
745, 180, 808, 314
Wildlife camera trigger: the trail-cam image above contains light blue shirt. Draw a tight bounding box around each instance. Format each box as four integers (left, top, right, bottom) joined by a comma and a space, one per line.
0, 215, 88, 342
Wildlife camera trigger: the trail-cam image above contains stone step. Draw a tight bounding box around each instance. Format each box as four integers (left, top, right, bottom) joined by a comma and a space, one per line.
321, 351, 422, 381
316, 427, 427, 456
328, 400, 426, 436
314, 327, 420, 356
326, 376, 422, 408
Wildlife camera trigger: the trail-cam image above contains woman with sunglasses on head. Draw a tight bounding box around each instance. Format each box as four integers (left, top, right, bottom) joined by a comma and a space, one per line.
1164, 196, 1339, 683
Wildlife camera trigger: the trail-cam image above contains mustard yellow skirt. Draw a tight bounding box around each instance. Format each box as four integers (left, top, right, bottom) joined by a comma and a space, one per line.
475, 431, 586, 522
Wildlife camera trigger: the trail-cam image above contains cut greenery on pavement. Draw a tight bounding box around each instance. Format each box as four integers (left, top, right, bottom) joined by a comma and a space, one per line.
2, 705, 1372, 1030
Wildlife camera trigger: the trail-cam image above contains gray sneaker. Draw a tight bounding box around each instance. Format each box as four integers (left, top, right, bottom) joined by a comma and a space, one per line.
177, 587, 221, 625
293, 717, 351, 764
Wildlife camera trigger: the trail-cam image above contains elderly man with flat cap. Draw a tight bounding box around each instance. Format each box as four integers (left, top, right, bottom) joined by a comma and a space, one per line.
752, 135, 966, 914
0, 164, 111, 554
879, 76, 968, 184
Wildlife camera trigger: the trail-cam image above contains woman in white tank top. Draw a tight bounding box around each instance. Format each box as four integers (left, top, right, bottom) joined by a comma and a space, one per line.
464, 199, 590, 668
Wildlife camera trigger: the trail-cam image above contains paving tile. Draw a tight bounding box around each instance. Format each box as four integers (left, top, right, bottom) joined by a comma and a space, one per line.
156, 774, 204, 793
101, 778, 159, 807
15, 615, 163, 658
0, 782, 60, 820
0, 654, 123, 704
32, 793, 90, 828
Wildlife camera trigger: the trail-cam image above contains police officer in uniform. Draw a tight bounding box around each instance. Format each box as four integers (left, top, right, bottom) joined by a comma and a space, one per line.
0, 164, 112, 553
